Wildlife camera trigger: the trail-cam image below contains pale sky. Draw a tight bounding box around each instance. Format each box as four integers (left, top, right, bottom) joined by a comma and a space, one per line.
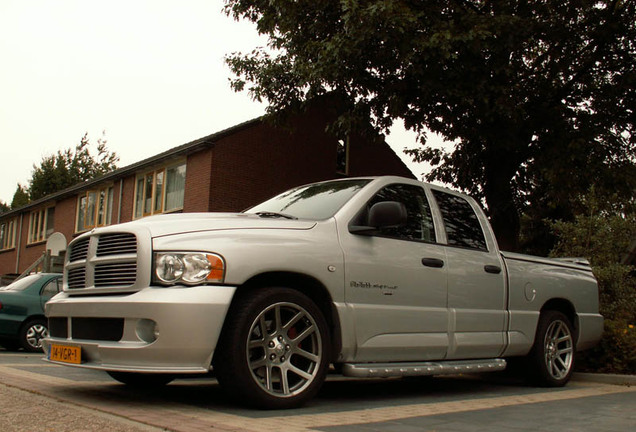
0, 0, 437, 205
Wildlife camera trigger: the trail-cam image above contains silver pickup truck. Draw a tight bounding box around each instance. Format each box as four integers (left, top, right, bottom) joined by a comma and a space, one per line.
43, 176, 603, 409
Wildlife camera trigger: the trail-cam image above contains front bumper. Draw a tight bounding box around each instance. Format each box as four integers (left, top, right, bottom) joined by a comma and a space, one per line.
42, 285, 236, 373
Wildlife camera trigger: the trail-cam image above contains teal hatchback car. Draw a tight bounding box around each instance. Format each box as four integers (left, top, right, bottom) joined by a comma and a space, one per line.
0, 273, 62, 352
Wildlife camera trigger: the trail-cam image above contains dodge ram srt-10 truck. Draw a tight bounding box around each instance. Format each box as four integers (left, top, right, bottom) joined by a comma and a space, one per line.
43, 176, 603, 409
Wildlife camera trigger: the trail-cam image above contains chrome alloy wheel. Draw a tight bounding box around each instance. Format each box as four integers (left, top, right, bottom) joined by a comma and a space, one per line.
246, 302, 322, 398
26, 324, 48, 349
543, 319, 574, 380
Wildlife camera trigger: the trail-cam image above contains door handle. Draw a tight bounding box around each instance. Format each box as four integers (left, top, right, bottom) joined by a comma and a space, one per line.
484, 265, 502, 274
422, 258, 445, 268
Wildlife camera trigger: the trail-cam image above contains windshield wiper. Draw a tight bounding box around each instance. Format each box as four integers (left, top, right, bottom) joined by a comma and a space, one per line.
255, 211, 298, 220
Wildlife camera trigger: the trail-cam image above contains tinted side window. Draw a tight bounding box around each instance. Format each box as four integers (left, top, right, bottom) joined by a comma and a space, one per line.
41, 278, 62, 300
358, 184, 436, 242
432, 190, 487, 251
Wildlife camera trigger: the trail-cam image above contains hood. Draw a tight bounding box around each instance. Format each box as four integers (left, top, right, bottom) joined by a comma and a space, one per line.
92, 212, 317, 238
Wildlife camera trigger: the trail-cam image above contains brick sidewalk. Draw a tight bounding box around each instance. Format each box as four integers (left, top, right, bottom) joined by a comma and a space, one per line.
0, 353, 634, 432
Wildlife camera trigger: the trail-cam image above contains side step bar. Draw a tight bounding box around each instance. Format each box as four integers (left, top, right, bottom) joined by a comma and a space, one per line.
342, 358, 507, 378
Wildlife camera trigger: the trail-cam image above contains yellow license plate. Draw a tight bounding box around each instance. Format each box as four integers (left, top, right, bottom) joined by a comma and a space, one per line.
49, 344, 82, 364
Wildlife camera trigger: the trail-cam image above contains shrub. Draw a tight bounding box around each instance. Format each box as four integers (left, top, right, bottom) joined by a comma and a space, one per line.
550, 209, 635, 374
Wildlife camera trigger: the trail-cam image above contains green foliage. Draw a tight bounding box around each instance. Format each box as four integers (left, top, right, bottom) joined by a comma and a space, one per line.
28, 133, 119, 202
224, 0, 636, 251
0, 200, 8, 214
10, 184, 30, 209
577, 318, 636, 374
550, 198, 636, 374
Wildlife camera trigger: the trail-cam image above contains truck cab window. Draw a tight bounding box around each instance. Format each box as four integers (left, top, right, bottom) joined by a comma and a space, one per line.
357, 184, 436, 242
432, 190, 487, 251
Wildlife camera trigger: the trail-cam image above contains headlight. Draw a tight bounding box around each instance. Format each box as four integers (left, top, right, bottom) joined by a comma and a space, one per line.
154, 252, 225, 285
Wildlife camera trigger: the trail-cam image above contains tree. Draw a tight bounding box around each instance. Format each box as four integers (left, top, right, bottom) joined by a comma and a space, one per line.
0, 200, 9, 214
10, 184, 30, 209
224, 0, 636, 251
29, 133, 119, 201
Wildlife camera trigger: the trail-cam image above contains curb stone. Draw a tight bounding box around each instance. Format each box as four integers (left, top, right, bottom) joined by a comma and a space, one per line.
573, 372, 636, 386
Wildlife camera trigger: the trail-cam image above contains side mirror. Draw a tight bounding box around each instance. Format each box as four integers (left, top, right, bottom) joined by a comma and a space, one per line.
349, 201, 407, 234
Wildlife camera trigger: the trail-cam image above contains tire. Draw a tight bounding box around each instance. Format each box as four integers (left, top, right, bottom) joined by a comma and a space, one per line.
20, 318, 48, 353
526, 310, 575, 387
107, 371, 175, 387
214, 287, 330, 409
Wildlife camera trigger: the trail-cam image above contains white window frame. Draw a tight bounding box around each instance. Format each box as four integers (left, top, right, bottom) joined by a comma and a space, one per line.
28, 206, 55, 244
0, 218, 17, 250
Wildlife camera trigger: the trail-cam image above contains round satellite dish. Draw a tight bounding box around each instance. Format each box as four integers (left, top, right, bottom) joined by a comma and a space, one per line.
46, 232, 67, 256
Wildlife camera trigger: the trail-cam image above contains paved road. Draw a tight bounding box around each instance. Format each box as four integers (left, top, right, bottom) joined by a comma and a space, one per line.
0, 350, 634, 432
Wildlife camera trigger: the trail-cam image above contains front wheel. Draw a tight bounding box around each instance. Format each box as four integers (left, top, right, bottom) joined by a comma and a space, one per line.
20, 318, 48, 352
214, 287, 330, 409
526, 310, 575, 387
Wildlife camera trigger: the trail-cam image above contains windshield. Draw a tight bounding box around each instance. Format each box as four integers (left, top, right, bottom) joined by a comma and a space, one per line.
246, 179, 371, 220
4, 274, 44, 291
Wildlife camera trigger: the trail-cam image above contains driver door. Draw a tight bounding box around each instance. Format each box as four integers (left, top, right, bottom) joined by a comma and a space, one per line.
341, 183, 449, 362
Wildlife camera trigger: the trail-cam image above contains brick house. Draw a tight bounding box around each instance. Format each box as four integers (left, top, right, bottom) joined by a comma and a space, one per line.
0, 103, 414, 277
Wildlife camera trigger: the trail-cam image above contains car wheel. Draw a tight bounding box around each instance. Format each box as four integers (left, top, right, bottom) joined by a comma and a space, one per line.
107, 371, 175, 387
527, 310, 575, 387
214, 287, 330, 409
20, 318, 48, 353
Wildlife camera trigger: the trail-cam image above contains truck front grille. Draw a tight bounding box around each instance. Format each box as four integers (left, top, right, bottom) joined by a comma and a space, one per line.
65, 232, 139, 292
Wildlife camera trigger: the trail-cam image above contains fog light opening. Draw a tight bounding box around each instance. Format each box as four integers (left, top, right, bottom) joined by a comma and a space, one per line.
136, 319, 158, 343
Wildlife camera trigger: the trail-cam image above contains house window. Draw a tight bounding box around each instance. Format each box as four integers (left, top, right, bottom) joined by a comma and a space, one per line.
28, 206, 55, 244
134, 162, 186, 219
336, 138, 349, 175
0, 218, 17, 250
76, 186, 114, 232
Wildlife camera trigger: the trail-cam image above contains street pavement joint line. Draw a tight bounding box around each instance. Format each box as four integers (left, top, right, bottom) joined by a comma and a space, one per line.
241, 384, 636, 432
0, 362, 55, 368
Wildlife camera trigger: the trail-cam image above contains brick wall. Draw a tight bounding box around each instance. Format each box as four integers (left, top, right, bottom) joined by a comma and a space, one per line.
184, 148, 213, 212
207, 108, 414, 212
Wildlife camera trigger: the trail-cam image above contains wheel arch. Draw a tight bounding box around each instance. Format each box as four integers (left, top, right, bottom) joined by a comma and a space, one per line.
229, 271, 342, 363
20, 314, 47, 329
540, 298, 578, 342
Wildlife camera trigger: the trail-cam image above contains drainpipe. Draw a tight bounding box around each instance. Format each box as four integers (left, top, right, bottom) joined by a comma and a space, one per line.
117, 178, 123, 224
15, 213, 23, 274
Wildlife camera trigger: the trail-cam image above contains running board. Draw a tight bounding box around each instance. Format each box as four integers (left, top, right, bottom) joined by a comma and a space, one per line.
342, 358, 507, 378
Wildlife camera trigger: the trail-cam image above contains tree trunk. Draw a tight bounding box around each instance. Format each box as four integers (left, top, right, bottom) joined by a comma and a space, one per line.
483, 167, 521, 252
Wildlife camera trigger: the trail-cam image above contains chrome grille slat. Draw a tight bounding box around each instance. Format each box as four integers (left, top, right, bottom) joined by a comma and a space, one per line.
69, 238, 89, 262
94, 263, 137, 287
67, 267, 86, 289
96, 233, 137, 256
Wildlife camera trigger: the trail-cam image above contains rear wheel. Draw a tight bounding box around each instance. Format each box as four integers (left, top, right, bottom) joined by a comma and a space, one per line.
526, 310, 575, 386
20, 318, 48, 352
214, 287, 330, 409
107, 371, 175, 387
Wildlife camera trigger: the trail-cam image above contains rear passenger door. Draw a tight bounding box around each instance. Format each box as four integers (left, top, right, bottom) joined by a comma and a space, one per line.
431, 190, 507, 359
